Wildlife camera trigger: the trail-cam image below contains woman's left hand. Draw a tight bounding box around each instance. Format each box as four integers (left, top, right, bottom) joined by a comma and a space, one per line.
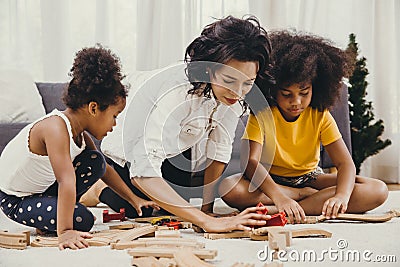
322, 194, 349, 219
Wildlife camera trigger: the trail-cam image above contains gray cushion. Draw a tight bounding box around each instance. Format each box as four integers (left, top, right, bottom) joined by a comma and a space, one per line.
36, 82, 67, 113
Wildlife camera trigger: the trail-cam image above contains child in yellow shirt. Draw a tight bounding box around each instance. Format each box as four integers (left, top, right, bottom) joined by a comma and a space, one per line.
219, 30, 388, 223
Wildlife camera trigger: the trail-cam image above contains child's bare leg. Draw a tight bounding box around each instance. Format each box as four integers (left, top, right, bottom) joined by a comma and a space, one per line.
298, 174, 388, 215
219, 173, 317, 211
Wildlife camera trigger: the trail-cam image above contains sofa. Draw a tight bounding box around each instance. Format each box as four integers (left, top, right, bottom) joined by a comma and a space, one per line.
0, 82, 351, 199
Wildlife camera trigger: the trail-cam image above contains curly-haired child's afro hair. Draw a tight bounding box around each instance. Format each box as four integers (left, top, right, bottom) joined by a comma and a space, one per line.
63, 44, 128, 111
184, 15, 274, 98
268, 30, 351, 111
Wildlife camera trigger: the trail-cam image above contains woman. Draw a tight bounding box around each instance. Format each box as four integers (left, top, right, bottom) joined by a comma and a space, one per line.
94, 16, 274, 232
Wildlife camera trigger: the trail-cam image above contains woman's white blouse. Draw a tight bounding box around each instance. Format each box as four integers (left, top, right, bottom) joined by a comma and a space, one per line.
101, 66, 242, 178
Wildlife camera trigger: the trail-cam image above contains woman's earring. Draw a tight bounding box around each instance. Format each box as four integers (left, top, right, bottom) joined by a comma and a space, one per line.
205, 70, 209, 74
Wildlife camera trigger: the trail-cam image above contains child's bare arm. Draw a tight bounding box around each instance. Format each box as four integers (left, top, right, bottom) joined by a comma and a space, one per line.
201, 160, 226, 213
323, 138, 356, 217
45, 117, 91, 249
243, 140, 306, 223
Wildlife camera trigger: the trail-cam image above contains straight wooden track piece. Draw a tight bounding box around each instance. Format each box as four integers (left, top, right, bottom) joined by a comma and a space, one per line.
0, 230, 30, 249
204, 231, 250, 240
263, 262, 283, 267
231, 263, 255, 267
128, 247, 217, 260
155, 230, 181, 238
301, 209, 400, 224
250, 227, 332, 241
111, 237, 204, 250
173, 248, 216, 267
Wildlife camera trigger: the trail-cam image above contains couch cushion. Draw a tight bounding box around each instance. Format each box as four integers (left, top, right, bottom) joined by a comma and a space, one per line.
0, 70, 46, 123
35, 82, 67, 113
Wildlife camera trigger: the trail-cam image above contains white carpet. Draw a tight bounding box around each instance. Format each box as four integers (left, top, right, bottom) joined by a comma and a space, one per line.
1, 192, 399, 267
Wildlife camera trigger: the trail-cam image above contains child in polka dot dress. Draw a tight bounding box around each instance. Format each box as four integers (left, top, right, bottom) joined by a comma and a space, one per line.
0, 45, 158, 250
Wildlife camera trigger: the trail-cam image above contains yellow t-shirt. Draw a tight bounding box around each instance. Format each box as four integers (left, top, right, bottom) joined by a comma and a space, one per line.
242, 106, 342, 177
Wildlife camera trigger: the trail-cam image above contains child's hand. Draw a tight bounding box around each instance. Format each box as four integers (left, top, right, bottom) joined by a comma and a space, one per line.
58, 230, 92, 250
132, 199, 160, 216
275, 196, 306, 224
322, 195, 349, 219
202, 206, 270, 232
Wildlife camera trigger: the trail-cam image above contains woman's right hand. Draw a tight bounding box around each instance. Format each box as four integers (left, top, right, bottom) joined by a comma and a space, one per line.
274, 196, 306, 224
58, 229, 93, 250
201, 206, 270, 232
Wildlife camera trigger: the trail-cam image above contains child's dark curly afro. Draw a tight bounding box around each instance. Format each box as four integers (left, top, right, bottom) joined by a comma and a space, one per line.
63, 44, 128, 111
268, 30, 351, 111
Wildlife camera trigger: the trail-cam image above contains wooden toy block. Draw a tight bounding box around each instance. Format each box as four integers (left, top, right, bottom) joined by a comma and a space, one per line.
268, 233, 287, 251
103, 208, 126, 223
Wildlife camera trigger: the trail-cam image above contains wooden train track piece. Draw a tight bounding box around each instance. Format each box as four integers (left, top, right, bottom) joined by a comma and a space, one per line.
111, 225, 156, 243
109, 223, 143, 230
32, 226, 156, 247
250, 226, 332, 241
204, 231, 250, 240
131, 256, 164, 267
231, 263, 255, 267
111, 237, 205, 250
155, 229, 180, 238
302, 209, 400, 224
173, 248, 215, 267
0, 230, 30, 250
128, 247, 217, 260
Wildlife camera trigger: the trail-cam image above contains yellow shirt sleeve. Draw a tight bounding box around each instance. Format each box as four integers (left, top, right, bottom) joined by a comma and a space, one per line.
242, 113, 264, 145
320, 111, 342, 146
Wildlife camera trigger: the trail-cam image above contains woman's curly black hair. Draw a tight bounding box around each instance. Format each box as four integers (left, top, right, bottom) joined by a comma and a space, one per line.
184, 15, 274, 107
63, 44, 128, 111
267, 30, 352, 111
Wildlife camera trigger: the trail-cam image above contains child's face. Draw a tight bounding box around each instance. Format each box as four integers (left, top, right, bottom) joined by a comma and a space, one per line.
276, 82, 312, 121
210, 59, 258, 106
90, 97, 126, 140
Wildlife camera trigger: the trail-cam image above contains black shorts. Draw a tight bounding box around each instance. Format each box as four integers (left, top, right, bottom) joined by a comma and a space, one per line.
270, 167, 324, 188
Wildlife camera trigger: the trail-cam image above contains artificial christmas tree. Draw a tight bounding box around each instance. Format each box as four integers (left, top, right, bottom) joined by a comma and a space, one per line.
346, 33, 391, 174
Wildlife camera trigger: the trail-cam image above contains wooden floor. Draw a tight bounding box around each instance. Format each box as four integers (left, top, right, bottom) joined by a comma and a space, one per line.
387, 184, 400, 191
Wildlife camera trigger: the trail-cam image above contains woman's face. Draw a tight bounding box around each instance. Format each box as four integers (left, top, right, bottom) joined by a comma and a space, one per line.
210, 59, 258, 106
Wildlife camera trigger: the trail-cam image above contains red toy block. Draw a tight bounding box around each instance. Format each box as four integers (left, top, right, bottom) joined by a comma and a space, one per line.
256, 202, 268, 215
255, 202, 287, 227
265, 212, 287, 226
102, 208, 126, 223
